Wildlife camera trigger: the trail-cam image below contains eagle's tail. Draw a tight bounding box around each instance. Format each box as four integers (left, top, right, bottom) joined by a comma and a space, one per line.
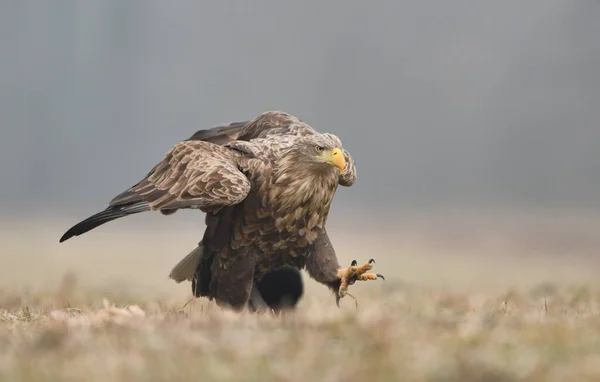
168, 242, 215, 298
59, 202, 150, 243
168, 243, 204, 283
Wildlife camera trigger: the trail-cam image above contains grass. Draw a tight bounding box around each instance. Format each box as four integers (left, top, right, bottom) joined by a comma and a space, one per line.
1, 276, 600, 382
2, 211, 600, 381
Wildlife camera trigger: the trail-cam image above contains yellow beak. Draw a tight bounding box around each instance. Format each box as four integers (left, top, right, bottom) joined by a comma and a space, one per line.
322, 148, 345, 173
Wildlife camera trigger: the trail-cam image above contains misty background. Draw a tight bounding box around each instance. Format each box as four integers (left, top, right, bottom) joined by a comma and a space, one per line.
1, 1, 599, 293
3, 0, 599, 218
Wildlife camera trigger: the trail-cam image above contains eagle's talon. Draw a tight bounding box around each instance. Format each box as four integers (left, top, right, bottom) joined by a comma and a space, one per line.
335, 259, 383, 305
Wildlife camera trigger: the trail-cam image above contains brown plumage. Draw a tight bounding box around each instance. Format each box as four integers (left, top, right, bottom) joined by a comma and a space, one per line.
59, 111, 382, 310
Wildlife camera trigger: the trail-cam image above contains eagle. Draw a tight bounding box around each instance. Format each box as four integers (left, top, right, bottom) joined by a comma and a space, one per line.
59, 111, 383, 310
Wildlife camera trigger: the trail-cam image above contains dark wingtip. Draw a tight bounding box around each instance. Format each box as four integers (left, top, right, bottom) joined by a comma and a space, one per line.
57, 203, 150, 244
59, 222, 87, 243
59, 232, 73, 243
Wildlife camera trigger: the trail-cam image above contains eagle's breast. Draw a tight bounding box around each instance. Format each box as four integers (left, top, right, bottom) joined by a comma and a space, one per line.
233, 165, 339, 260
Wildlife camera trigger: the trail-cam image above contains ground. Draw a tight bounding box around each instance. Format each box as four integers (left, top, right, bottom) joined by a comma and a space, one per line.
1, 210, 600, 381
2, 281, 600, 381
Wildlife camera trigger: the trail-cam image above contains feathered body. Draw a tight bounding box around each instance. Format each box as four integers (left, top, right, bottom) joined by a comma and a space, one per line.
59, 111, 359, 310
231, 134, 343, 273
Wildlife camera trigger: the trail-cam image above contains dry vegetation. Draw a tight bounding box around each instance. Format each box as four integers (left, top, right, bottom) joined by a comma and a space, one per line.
1, 211, 600, 381
2, 279, 600, 382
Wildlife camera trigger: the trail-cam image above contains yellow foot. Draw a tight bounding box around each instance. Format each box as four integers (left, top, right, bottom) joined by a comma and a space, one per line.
336, 258, 384, 307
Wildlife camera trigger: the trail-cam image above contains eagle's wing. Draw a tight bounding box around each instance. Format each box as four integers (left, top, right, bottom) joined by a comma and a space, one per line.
339, 149, 356, 187
187, 111, 316, 144
59, 140, 251, 242
109, 140, 251, 212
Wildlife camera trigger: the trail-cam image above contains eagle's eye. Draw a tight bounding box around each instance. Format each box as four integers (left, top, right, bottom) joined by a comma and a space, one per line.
315, 146, 325, 153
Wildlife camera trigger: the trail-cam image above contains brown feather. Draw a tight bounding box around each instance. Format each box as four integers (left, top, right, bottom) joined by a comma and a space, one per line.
108, 141, 251, 213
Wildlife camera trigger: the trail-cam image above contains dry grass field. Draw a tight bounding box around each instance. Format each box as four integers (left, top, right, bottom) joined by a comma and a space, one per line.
1, 210, 600, 381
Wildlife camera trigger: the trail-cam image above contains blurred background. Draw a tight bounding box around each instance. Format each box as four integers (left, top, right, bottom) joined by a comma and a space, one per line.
1, 1, 599, 301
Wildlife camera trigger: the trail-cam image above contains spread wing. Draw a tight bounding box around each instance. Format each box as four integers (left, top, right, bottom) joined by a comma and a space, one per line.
59, 140, 251, 242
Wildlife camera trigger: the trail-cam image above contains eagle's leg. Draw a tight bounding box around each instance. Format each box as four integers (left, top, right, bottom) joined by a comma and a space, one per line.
336, 259, 384, 301
305, 230, 384, 307
210, 249, 256, 312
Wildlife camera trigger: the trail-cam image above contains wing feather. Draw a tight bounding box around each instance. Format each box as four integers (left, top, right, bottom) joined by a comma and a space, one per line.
187, 111, 316, 145
59, 140, 252, 242
339, 149, 356, 187
110, 140, 251, 212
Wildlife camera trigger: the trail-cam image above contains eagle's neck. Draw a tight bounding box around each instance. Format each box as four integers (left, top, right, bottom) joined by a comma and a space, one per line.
270, 156, 339, 214
242, 153, 340, 253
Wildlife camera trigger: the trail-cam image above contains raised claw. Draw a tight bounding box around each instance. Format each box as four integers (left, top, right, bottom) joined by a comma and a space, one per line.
335, 259, 384, 307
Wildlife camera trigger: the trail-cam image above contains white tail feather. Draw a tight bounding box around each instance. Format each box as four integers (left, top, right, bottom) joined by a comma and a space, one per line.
168, 244, 204, 283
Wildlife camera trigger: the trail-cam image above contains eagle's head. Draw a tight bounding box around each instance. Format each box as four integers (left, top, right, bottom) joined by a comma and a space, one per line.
271, 132, 346, 213
294, 133, 345, 174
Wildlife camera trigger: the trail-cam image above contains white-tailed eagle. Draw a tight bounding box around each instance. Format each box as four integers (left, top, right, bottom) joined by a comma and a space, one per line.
59, 111, 383, 310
